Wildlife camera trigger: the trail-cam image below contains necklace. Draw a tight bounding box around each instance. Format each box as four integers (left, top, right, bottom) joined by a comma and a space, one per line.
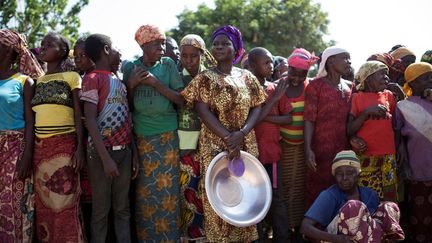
215, 67, 231, 76
325, 78, 346, 99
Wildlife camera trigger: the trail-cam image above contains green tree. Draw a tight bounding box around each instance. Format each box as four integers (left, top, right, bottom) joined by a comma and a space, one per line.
169, 0, 331, 58
0, 0, 89, 47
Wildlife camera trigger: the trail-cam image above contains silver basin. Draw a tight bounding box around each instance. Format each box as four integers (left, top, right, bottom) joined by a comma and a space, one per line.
205, 151, 272, 227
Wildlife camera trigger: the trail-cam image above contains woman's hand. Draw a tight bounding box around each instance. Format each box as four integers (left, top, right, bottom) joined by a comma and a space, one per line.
17, 151, 32, 179
365, 104, 388, 119
128, 66, 150, 89
72, 147, 85, 173
305, 148, 317, 172
224, 131, 245, 150
350, 136, 367, 153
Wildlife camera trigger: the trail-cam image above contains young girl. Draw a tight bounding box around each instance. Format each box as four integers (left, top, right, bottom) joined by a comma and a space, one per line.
0, 29, 43, 243
348, 61, 398, 201
32, 32, 84, 242
178, 34, 216, 241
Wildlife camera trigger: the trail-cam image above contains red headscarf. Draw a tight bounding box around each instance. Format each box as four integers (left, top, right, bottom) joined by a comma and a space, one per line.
0, 29, 44, 79
287, 48, 318, 71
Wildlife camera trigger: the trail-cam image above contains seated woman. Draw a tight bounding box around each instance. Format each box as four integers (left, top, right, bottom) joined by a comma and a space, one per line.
300, 150, 405, 243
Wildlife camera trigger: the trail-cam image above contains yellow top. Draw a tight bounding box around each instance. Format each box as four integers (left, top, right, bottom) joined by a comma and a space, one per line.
32, 71, 81, 138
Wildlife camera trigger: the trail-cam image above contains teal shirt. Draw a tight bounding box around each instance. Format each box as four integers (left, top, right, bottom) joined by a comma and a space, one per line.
0, 73, 27, 130
123, 57, 184, 136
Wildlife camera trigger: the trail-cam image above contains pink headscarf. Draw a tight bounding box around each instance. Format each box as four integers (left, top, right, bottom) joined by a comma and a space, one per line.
135, 24, 166, 46
287, 48, 318, 71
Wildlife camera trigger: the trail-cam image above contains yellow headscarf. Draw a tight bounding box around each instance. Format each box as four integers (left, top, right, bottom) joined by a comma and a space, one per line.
403, 62, 432, 96
180, 34, 217, 67
355, 61, 388, 91
390, 47, 415, 60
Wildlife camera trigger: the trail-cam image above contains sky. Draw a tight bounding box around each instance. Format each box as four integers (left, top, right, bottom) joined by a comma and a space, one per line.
78, 0, 432, 70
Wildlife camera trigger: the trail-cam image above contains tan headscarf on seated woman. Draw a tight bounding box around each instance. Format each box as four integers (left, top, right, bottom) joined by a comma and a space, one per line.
0, 29, 44, 79
180, 34, 217, 67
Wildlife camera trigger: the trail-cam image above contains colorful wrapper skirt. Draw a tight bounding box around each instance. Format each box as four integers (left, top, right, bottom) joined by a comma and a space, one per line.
280, 141, 306, 228
135, 131, 181, 242
179, 153, 205, 240
33, 133, 83, 243
324, 200, 404, 243
0, 130, 34, 243
358, 154, 398, 201
407, 180, 432, 242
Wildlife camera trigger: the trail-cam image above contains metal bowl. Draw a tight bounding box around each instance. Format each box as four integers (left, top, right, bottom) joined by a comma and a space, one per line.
205, 151, 272, 227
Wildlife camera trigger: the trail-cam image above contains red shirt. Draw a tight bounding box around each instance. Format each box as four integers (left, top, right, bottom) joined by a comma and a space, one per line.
254, 82, 282, 164
350, 90, 396, 156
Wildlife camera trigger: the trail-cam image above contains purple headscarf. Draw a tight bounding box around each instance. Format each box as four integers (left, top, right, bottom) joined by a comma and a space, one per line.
211, 25, 245, 64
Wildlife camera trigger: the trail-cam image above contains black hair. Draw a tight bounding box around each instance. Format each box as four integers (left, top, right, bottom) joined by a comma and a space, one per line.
74, 36, 88, 48
84, 33, 112, 63
389, 44, 404, 53
248, 47, 271, 65
272, 55, 287, 68
45, 32, 70, 60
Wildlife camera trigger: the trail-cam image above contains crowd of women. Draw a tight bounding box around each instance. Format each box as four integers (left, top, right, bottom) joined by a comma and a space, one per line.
0, 23, 432, 243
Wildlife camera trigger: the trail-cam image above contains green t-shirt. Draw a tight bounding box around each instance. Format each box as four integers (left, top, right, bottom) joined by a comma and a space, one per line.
123, 57, 184, 136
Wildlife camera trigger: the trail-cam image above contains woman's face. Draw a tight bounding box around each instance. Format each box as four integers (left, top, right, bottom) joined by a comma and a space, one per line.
74, 44, 94, 73
410, 71, 432, 96
287, 66, 308, 86
141, 39, 165, 63
328, 52, 352, 76
334, 165, 359, 192
180, 45, 201, 75
401, 55, 416, 68
211, 34, 235, 63
39, 34, 65, 63
365, 69, 389, 92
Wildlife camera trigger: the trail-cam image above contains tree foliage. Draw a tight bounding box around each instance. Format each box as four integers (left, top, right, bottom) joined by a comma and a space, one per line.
0, 0, 89, 47
169, 0, 332, 57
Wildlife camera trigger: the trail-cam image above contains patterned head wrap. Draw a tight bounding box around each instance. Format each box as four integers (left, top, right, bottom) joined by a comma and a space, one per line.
0, 29, 44, 79
390, 47, 415, 60
211, 25, 245, 64
135, 24, 166, 46
317, 46, 348, 78
332, 150, 361, 176
287, 48, 319, 71
180, 34, 217, 67
421, 50, 432, 64
367, 53, 394, 67
355, 61, 389, 91
404, 62, 432, 96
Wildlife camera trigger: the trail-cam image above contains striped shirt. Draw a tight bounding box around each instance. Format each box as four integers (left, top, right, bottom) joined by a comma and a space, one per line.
279, 80, 308, 145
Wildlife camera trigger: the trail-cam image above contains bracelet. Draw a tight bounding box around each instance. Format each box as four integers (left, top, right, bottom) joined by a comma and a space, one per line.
240, 129, 247, 136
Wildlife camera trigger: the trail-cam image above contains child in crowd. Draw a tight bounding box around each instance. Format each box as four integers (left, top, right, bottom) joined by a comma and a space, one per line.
73, 36, 95, 241
32, 32, 85, 242
248, 47, 291, 243
279, 48, 318, 241
177, 34, 216, 241
81, 33, 138, 243
348, 61, 398, 201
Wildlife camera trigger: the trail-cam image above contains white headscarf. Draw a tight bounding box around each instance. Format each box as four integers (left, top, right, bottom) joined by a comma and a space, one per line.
317, 46, 349, 78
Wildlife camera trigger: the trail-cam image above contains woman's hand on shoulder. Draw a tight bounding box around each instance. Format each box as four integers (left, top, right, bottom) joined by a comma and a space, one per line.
128, 66, 150, 89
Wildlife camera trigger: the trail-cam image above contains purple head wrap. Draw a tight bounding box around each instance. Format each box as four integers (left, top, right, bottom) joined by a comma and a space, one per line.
211, 25, 245, 64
